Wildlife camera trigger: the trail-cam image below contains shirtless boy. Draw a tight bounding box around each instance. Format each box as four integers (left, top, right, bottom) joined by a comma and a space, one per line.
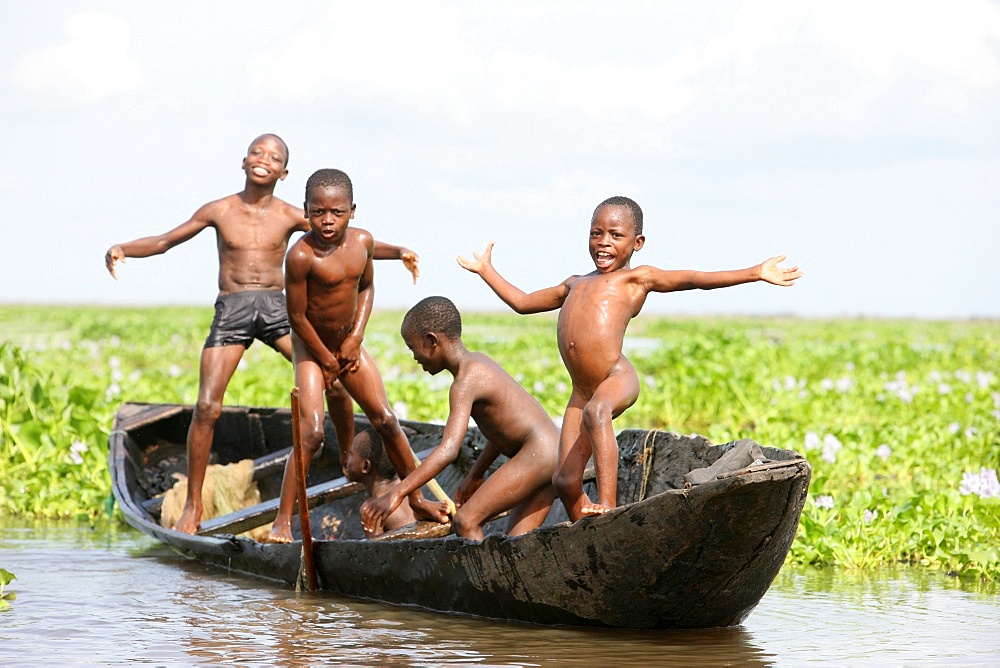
104, 134, 418, 534
345, 430, 416, 538
458, 196, 802, 520
360, 296, 559, 540
268, 168, 449, 543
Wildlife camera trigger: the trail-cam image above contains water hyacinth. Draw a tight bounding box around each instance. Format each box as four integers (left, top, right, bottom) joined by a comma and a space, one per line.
814, 495, 835, 509
821, 434, 843, 463
3, 306, 999, 581
959, 468, 1000, 499
69, 440, 88, 465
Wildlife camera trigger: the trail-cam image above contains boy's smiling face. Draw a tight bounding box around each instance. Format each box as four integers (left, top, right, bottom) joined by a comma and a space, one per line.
242, 135, 288, 185
589, 204, 645, 273
305, 185, 355, 247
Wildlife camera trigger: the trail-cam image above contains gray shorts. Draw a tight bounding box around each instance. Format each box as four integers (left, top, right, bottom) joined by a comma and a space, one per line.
204, 290, 290, 350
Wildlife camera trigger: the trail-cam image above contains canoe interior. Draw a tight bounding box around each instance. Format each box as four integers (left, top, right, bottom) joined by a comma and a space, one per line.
110, 402, 811, 629
113, 402, 802, 542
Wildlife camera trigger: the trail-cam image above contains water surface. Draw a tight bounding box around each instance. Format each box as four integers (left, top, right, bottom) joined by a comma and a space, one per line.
1, 522, 997, 666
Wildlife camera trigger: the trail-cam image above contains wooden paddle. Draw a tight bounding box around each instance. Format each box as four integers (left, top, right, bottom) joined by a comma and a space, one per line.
291, 387, 319, 592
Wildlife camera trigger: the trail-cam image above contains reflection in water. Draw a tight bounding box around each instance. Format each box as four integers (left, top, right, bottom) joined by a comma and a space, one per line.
1, 521, 998, 666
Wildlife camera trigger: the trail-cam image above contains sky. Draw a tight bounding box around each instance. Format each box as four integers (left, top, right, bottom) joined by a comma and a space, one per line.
2, 1, 998, 319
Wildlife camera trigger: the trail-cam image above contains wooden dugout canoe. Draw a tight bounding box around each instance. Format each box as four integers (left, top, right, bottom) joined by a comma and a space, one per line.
109, 401, 811, 629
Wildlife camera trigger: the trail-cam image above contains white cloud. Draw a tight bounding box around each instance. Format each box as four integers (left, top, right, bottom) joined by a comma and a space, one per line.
5, 11, 144, 106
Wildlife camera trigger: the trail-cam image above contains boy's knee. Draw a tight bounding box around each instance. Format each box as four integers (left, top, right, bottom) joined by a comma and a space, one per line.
192, 398, 223, 423
300, 421, 325, 454
368, 408, 400, 436
581, 401, 612, 431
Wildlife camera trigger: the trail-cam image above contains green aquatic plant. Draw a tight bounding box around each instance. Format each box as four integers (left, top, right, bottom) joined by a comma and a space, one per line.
0, 306, 998, 581
0, 568, 15, 611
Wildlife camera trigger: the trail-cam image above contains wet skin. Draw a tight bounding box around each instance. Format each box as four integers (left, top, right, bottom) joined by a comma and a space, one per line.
346, 432, 416, 538
459, 203, 802, 520
104, 136, 420, 535
360, 324, 559, 540
268, 184, 447, 543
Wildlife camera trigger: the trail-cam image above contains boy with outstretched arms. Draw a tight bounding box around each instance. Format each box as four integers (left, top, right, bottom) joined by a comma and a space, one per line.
360, 296, 559, 541
104, 134, 419, 534
345, 430, 416, 538
268, 169, 449, 543
458, 196, 802, 521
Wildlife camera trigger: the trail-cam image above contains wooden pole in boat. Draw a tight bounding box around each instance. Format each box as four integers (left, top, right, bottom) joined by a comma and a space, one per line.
413, 453, 456, 516
290, 387, 319, 592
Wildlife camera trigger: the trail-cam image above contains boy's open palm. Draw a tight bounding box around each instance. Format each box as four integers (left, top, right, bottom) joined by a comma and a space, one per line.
758, 255, 803, 286
401, 251, 420, 284
456, 242, 495, 274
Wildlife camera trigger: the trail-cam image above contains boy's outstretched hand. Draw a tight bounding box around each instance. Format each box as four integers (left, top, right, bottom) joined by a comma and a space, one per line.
456, 242, 495, 274
105, 246, 126, 280
758, 255, 803, 286
400, 249, 420, 284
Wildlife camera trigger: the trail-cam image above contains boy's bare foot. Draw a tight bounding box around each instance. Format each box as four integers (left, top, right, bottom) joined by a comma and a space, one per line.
408, 497, 452, 524
268, 525, 294, 543
580, 502, 611, 517
172, 504, 202, 534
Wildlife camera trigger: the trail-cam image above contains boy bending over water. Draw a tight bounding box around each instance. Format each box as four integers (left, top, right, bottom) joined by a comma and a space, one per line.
268, 169, 448, 543
458, 196, 802, 520
360, 296, 559, 540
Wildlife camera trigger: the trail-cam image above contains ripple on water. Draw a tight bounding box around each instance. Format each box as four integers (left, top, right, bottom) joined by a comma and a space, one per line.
1, 522, 998, 666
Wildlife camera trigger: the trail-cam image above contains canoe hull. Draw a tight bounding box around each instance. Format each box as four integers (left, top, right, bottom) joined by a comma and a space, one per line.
110, 402, 810, 629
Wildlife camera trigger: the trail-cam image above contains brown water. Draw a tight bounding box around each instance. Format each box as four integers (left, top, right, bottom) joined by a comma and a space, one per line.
1, 521, 998, 666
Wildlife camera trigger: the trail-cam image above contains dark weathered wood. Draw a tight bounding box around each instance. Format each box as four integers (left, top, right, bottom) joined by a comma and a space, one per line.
110, 402, 811, 629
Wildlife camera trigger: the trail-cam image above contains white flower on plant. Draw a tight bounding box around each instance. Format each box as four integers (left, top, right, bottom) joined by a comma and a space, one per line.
108, 356, 121, 370
966, 393, 974, 404
169, 365, 182, 378
814, 495, 834, 509
959, 468, 1000, 499
929, 370, 943, 382
822, 434, 843, 463
111, 368, 124, 382
937, 383, 952, 395
644, 375, 656, 388
804, 432, 821, 450
954, 370, 971, 384
556, 381, 568, 393
392, 401, 408, 420
110, 335, 121, 347
949, 422, 961, 435
836, 377, 853, 392
69, 440, 88, 465
784, 375, 798, 391
975, 371, 993, 389
845, 362, 855, 372
965, 427, 978, 438
862, 509, 877, 524
875, 444, 892, 461
533, 380, 545, 393
820, 378, 834, 392
237, 358, 249, 371
105, 383, 121, 400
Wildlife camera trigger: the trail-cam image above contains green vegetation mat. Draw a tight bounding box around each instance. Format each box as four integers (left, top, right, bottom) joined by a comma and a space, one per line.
1, 305, 997, 583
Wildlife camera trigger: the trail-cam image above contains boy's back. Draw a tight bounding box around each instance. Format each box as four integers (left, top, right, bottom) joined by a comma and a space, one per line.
452, 351, 554, 457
